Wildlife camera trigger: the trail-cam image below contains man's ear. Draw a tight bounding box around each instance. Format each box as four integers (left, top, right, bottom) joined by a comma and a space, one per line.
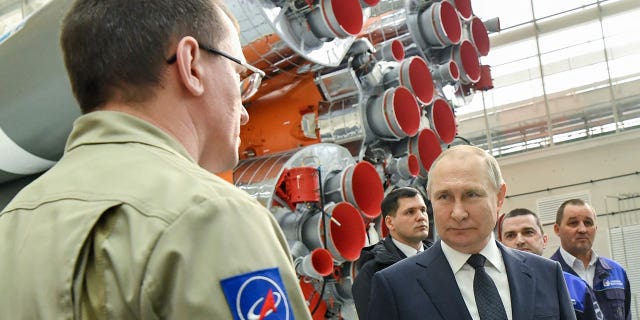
175, 36, 205, 96
385, 215, 394, 231
496, 183, 507, 211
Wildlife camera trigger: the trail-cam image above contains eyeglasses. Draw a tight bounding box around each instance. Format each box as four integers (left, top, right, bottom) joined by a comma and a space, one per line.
166, 43, 265, 101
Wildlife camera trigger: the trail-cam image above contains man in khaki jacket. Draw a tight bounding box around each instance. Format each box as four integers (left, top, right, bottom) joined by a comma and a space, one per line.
0, 0, 311, 319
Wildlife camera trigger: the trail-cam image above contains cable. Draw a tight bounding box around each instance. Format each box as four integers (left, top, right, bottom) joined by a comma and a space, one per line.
311, 166, 329, 316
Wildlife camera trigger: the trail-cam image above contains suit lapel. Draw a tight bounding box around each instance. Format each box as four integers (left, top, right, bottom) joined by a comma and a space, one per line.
416, 241, 472, 320
500, 243, 535, 320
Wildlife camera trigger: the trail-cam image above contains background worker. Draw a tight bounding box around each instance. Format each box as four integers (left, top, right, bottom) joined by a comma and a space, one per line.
552, 199, 632, 320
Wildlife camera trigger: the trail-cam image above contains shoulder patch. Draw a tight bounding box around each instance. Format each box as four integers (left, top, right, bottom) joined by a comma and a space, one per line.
221, 268, 293, 320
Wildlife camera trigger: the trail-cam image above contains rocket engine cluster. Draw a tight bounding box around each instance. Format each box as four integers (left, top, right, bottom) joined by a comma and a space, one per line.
227, 0, 495, 317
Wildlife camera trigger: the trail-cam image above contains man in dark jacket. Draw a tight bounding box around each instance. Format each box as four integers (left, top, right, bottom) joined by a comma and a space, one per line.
351, 187, 432, 319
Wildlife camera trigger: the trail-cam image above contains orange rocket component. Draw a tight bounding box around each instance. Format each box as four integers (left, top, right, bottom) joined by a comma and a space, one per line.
275, 167, 321, 209
216, 170, 234, 183
474, 65, 494, 91
239, 74, 321, 159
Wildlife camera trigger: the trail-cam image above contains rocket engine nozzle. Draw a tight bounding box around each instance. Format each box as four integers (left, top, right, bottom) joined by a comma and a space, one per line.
449, 0, 473, 21
295, 248, 334, 280
308, 0, 364, 39
432, 60, 460, 83
396, 129, 443, 177
360, 0, 380, 8
470, 16, 490, 57
397, 56, 435, 105
430, 98, 457, 144
418, 1, 462, 47
302, 202, 366, 263
453, 40, 481, 84
386, 154, 420, 180
375, 39, 405, 62
367, 86, 421, 140
324, 161, 384, 219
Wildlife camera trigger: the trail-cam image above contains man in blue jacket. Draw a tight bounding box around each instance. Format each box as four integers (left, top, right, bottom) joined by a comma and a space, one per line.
498, 208, 603, 320
551, 199, 631, 320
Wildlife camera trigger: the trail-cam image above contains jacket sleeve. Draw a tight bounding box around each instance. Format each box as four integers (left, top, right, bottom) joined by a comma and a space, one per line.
352, 261, 375, 320
582, 286, 603, 320
624, 274, 631, 320
367, 271, 400, 320
555, 261, 578, 320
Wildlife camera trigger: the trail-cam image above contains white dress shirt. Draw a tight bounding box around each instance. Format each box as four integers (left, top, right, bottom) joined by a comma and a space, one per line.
391, 238, 424, 258
441, 235, 513, 320
560, 247, 598, 288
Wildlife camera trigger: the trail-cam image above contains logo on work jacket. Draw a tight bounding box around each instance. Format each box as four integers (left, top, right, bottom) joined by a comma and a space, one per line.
221, 268, 292, 320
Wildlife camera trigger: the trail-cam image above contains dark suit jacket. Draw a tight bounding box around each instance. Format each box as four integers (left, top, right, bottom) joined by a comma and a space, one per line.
352, 237, 433, 320
367, 240, 576, 320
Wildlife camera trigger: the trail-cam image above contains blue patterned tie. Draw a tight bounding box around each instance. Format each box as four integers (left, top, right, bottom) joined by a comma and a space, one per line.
467, 254, 508, 320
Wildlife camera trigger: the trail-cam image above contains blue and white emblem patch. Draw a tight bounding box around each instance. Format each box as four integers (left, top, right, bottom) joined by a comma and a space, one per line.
221, 268, 293, 320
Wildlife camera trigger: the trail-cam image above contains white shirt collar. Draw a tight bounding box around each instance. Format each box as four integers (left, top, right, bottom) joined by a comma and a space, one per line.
441, 234, 505, 274
391, 238, 423, 258
559, 247, 598, 268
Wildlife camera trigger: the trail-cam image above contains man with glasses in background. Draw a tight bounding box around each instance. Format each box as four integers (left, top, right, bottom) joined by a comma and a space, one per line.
0, 0, 311, 319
